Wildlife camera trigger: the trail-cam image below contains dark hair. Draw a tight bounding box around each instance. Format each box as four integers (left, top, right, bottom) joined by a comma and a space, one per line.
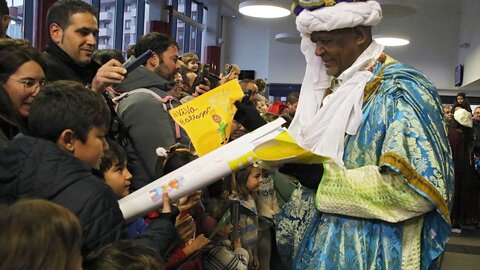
0, 199, 82, 270
286, 91, 300, 105
99, 139, 128, 174
0, 39, 47, 132
46, 0, 97, 31
0, 0, 8, 16
135, 32, 178, 60
0, 39, 47, 84
28, 80, 110, 143
92, 49, 125, 65
230, 166, 255, 200
453, 92, 472, 113
126, 44, 135, 59
254, 78, 267, 93
83, 240, 165, 270
162, 144, 197, 174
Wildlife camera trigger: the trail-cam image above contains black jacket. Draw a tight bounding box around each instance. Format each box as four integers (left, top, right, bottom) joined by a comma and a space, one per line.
44, 39, 100, 85
0, 136, 124, 254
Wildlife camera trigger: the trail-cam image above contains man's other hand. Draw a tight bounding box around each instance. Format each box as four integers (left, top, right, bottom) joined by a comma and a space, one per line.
278, 163, 324, 190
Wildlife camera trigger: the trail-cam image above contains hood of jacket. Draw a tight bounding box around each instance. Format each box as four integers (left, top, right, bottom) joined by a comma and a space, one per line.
114, 65, 176, 93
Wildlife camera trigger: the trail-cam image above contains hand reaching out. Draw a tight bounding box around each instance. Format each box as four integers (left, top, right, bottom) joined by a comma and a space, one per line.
91, 59, 126, 93
161, 192, 171, 213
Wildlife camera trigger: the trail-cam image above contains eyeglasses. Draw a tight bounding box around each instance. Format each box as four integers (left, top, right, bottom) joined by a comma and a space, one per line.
8, 77, 47, 94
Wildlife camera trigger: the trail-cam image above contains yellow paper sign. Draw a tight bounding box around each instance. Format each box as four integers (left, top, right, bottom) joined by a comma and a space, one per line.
253, 130, 329, 166
169, 79, 244, 156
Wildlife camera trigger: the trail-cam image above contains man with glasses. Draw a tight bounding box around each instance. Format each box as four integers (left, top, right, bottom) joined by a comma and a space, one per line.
44, 0, 126, 93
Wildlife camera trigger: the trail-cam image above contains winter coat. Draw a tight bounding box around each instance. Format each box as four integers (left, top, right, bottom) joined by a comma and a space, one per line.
0, 136, 124, 254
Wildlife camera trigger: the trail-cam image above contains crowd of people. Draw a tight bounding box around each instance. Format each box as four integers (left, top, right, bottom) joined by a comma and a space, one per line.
444, 93, 480, 234
0, 0, 466, 270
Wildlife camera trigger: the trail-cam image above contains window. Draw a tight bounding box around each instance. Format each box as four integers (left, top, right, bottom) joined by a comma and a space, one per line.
125, 20, 131, 30
169, 0, 205, 58
6, 0, 24, 39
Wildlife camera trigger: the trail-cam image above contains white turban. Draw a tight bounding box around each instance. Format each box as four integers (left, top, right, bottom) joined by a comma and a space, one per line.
288, 1, 384, 165
296, 1, 383, 36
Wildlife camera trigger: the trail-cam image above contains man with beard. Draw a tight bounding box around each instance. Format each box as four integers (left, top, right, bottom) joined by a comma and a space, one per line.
113, 32, 191, 190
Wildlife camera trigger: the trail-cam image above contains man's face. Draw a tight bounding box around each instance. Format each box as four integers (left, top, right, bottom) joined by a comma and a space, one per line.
154, 45, 180, 81
53, 12, 98, 66
311, 28, 363, 77
474, 108, 480, 121
444, 107, 453, 121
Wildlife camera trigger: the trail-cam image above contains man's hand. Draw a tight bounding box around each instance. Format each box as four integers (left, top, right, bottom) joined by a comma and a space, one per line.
192, 78, 211, 97
91, 59, 126, 93
234, 97, 267, 131
278, 163, 324, 190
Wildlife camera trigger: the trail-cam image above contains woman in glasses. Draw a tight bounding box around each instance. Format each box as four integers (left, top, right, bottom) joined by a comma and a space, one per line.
0, 39, 46, 148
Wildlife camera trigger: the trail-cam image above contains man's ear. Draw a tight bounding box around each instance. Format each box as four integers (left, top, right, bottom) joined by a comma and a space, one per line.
353, 26, 369, 46
49, 23, 63, 44
56, 129, 76, 153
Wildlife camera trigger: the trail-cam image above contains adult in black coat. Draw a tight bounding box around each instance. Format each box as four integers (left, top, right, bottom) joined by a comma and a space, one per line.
44, 0, 126, 93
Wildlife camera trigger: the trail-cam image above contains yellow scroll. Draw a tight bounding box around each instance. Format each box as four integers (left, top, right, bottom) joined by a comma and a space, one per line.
169, 79, 244, 156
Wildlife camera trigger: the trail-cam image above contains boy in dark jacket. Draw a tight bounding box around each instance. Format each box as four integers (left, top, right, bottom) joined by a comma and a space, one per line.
0, 80, 123, 254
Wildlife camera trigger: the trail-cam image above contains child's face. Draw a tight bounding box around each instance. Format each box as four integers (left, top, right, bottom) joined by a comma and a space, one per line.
104, 160, 132, 198
457, 95, 464, 104
187, 60, 199, 72
73, 126, 108, 169
217, 223, 233, 240
246, 167, 263, 192
256, 101, 268, 114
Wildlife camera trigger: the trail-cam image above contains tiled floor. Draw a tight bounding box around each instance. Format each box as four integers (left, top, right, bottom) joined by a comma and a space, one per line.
441, 226, 480, 269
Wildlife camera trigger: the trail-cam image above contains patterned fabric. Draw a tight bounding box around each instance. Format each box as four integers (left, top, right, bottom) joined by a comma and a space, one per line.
229, 196, 258, 268
203, 240, 249, 270
256, 173, 280, 219
276, 55, 453, 270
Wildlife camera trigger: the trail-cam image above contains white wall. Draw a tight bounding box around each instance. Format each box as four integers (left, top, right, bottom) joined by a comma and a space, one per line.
221, 1, 463, 92
458, 0, 480, 88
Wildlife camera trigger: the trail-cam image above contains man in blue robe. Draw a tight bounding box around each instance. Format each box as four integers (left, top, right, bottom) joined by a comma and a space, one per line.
276, 1, 454, 269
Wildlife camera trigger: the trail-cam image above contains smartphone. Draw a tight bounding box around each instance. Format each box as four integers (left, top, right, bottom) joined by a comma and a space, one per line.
123, 49, 153, 73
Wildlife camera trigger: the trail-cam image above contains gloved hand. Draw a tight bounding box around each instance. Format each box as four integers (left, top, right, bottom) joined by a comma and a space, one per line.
278, 163, 324, 190
234, 97, 267, 131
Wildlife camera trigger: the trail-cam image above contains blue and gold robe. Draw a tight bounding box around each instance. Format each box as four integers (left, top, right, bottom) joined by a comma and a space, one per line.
276, 55, 454, 270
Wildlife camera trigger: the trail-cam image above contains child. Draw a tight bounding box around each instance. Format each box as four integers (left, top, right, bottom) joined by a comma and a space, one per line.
157, 144, 211, 269
202, 199, 249, 270
98, 139, 180, 257
226, 165, 263, 270
255, 171, 280, 270
182, 52, 200, 73
99, 139, 133, 199
0, 80, 124, 254
0, 199, 83, 270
